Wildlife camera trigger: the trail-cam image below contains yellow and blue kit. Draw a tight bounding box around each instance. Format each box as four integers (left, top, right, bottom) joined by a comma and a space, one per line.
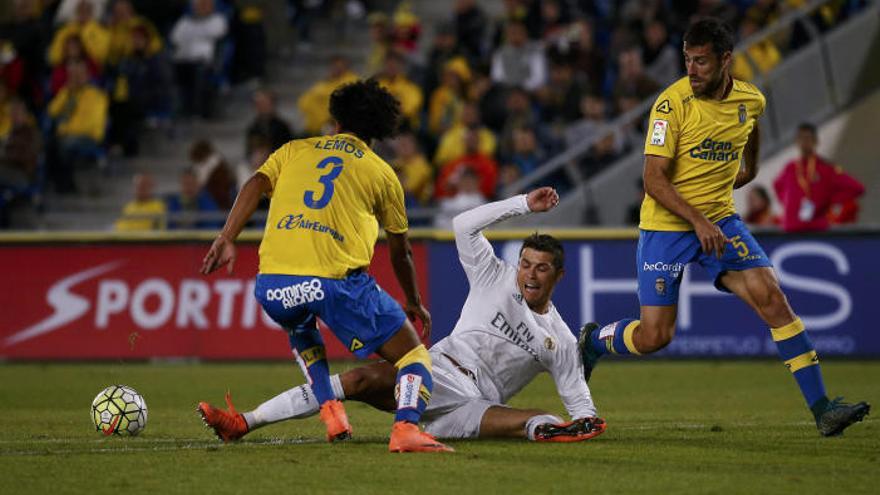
637, 76, 772, 305
254, 132, 408, 358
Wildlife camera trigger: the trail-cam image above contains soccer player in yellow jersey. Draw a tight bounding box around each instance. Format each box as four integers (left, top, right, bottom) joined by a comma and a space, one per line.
198, 79, 452, 452
578, 18, 869, 436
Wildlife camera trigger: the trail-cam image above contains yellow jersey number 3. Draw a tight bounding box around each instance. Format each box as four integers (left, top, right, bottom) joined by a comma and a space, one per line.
304, 156, 344, 209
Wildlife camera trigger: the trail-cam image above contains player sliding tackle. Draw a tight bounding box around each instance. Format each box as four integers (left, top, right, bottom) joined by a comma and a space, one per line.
578, 18, 869, 436
200, 79, 450, 452
199, 188, 606, 443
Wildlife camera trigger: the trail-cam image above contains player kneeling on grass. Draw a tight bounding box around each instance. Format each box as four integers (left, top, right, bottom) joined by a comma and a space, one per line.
199, 188, 606, 443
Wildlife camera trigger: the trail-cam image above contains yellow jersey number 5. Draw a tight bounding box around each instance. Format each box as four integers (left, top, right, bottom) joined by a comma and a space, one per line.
304, 156, 344, 209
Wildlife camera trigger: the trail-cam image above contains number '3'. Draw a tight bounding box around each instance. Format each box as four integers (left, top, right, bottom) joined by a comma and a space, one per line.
304, 156, 344, 209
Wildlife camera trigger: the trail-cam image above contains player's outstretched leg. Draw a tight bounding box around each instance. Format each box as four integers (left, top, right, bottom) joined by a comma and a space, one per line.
198, 392, 249, 442
578, 320, 642, 382
289, 324, 352, 442
384, 342, 453, 453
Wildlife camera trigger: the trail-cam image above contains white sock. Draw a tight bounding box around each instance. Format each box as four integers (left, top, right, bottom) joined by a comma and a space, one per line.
243, 374, 345, 429
525, 414, 563, 441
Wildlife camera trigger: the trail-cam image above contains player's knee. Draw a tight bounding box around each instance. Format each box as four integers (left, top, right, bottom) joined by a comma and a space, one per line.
750, 276, 792, 319
341, 367, 371, 397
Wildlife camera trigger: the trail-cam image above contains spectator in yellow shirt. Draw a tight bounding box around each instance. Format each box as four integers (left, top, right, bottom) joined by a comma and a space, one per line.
115, 173, 167, 231
427, 56, 470, 138
48, 0, 111, 67
433, 102, 496, 168
47, 59, 108, 193
731, 17, 781, 81
375, 51, 423, 128
106, 0, 162, 66
391, 131, 433, 205
296, 55, 358, 135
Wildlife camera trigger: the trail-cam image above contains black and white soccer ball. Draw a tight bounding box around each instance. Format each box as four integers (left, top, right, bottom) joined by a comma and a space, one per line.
91, 385, 148, 436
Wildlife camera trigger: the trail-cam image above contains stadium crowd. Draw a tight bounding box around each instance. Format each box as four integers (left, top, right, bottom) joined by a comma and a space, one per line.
0, 0, 867, 229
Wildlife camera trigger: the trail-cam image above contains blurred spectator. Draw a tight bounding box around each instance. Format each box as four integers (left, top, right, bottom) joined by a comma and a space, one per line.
0, 97, 40, 189
566, 18, 605, 93
642, 19, 680, 86
107, 24, 174, 152
170, 0, 228, 118
230, 3, 267, 83
365, 12, 391, 74
538, 0, 569, 44
535, 60, 585, 127
505, 126, 544, 176
731, 16, 781, 81
422, 22, 464, 100
288, 0, 324, 50
613, 46, 661, 101
106, 0, 163, 66
375, 51, 423, 128
390, 3, 421, 54
434, 102, 496, 168
491, 20, 546, 91
48, 0, 111, 67
453, 0, 488, 63
427, 57, 470, 138
188, 139, 234, 210
50, 34, 101, 96
116, 172, 166, 230
565, 93, 608, 150
498, 86, 541, 158
773, 123, 865, 232
47, 59, 109, 193
435, 128, 498, 200
53, 0, 110, 25
245, 88, 293, 155
744, 185, 777, 227
689, 0, 738, 28
434, 167, 487, 229
4, 1, 47, 107
391, 131, 433, 205
0, 40, 23, 94
235, 137, 271, 192
166, 168, 222, 229
296, 55, 358, 135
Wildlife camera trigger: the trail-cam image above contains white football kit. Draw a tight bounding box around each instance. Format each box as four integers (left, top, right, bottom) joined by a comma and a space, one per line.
421, 195, 597, 438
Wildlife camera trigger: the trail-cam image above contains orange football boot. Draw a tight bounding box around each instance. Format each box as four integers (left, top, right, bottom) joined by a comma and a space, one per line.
197, 391, 249, 442
388, 421, 454, 453
319, 400, 353, 442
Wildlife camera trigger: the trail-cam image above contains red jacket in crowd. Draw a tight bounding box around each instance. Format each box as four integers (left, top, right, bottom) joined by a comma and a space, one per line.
773, 154, 864, 232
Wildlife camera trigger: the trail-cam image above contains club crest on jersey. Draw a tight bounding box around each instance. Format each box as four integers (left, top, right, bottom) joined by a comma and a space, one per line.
738, 104, 747, 124
655, 277, 666, 296
544, 337, 555, 351
512, 293, 523, 304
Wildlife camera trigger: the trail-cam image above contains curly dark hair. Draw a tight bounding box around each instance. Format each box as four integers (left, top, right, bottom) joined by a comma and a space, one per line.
684, 17, 735, 58
329, 78, 401, 142
520, 233, 564, 270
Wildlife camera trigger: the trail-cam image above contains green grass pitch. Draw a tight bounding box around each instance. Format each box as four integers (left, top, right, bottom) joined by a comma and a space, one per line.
1, 361, 877, 494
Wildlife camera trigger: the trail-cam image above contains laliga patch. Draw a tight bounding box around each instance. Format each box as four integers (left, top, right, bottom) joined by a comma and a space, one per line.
651, 119, 668, 146
398, 374, 422, 409
598, 322, 618, 340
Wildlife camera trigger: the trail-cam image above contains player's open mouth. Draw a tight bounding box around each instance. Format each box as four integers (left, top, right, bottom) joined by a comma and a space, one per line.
524, 283, 541, 293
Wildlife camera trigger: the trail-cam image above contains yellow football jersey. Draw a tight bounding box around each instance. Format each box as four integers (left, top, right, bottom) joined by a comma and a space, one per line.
641, 76, 765, 231
256, 133, 408, 278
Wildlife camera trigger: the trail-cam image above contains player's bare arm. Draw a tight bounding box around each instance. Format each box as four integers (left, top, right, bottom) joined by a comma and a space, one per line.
387, 231, 432, 338
200, 172, 272, 275
734, 123, 761, 189
643, 154, 729, 258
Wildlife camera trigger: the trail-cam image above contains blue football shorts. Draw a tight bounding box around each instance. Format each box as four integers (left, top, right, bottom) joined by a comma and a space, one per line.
255, 271, 407, 358
637, 214, 773, 306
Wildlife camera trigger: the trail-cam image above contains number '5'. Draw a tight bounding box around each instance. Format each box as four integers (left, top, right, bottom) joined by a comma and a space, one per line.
304, 156, 344, 209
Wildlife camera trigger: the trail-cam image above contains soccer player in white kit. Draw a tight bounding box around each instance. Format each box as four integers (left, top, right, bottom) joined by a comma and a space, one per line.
200, 188, 606, 442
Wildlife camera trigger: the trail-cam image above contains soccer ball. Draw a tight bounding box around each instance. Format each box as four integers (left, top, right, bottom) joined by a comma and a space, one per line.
91, 385, 148, 436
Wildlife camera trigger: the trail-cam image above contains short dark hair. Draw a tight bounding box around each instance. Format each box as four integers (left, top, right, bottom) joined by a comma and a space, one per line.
684, 18, 734, 58
329, 78, 401, 142
798, 122, 817, 136
521, 233, 564, 270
